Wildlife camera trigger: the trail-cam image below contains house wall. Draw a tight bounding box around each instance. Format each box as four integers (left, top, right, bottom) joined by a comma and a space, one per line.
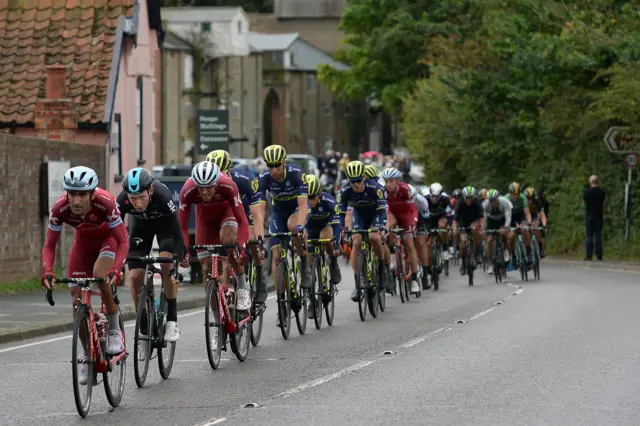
0, 134, 106, 283
108, 0, 159, 195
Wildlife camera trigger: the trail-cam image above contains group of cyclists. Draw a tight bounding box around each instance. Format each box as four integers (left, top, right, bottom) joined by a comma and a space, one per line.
40, 143, 548, 390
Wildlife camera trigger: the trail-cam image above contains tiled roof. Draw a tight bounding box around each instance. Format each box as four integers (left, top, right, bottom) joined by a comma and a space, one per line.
0, 0, 134, 125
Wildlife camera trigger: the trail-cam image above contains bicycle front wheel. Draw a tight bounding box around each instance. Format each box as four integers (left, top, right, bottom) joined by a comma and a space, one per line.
312, 256, 323, 330
356, 251, 368, 322
104, 308, 126, 407
133, 288, 152, 388
276, 262, 292, 339
204, 279, 222, 370
72, 305, 93, 418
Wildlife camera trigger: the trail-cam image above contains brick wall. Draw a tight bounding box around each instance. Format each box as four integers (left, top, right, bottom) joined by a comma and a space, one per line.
0, 134, 106, 283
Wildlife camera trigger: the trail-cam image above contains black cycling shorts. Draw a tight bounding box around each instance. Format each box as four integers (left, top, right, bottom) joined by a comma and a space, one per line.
126, 216, 176, 270
487, 217, 504, 231
511, 212, 526, 226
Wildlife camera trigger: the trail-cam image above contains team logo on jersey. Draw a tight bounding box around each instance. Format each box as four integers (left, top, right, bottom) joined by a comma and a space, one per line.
167, 200, 176, 213
301, 173, 307, 183
377, 189, 383, 199
251, 178, 259, 193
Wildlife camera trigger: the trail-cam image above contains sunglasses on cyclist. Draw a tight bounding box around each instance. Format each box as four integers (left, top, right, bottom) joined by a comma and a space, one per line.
349, 178, 364, 184
267, 162, 283, 169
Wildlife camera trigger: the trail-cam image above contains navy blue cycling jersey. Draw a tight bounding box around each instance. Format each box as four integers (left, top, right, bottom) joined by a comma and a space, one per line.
306, 192, 340, 229
252, 164, 308, 208
337, 179, 387, 227
227, 167, 257, 212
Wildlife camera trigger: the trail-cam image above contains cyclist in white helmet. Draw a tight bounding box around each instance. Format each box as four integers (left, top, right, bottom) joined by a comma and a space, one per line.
179, 162, 252, 310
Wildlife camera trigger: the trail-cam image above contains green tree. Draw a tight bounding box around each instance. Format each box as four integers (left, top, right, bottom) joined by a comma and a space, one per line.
403, 0, 640, 257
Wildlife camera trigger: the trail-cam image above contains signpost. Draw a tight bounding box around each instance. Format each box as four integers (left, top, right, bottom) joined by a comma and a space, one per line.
605, 128, 640, 247
604, 126, 640, 154
196, 109, 229, 155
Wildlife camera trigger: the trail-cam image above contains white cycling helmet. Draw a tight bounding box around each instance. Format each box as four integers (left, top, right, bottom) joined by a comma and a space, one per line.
63, 166, 99, 191
191, 161, 221, 186
381, 167, 402, 180
430, 182, 443, 196
408, 184, 418, 199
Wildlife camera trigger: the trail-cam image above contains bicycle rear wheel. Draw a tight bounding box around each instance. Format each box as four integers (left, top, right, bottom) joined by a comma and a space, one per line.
431, 245, 440, 291
204, 279, 222, 370
72, 305, 93, 418
276, 263, 292, 339
312, 256, 323, 330
467, 243, 474, 287
158, 293, 176, 379
533, 242, 541, 280
133, 287, 153, 387
249, 262, 264, 347
104, 308, 126, 407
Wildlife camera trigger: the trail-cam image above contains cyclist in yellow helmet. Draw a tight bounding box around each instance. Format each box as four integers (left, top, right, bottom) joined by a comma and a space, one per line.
206, 149, 268, 306
303, 175, 342, 318
254, 145, 312, 300
338, 161, 393, 301
525, 186, 547, 258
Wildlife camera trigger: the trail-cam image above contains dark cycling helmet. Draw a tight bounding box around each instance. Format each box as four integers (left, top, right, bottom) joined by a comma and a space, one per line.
452, 188, 462, 199
123, 167, 154, 194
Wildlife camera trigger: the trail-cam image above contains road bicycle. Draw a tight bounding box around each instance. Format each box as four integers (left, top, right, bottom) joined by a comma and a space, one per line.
125, 254, 182, 387
45, 276, 126, 418
346, 228, 384, 321
190, 244, 251, 369
486, 229, 508, 283
245, 239, 265, 346
264, 232, 308, 339
390, 227, 420, 303
510, 226, 530, 282
458, 226, 477, 286
307, 237, 339, 329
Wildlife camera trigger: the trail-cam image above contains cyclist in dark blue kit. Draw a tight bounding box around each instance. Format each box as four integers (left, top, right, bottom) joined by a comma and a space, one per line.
337, 161, 392, 301
304, 174, 342, 318
252, 145, 311, 318
206, 150, 268, 307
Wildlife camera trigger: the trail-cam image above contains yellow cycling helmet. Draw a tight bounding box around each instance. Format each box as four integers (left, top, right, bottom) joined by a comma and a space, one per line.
525, 187, 536, 199
345, 161, 365, 181
364, 164, 379, 179
306, 174, 321, 196
206, 150, 231, 173
508, 182, 520, 195
480, 188, 488, 199
263, 145, 287, 165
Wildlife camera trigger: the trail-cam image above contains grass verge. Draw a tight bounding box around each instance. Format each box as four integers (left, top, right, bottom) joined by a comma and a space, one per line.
0, 268, 66, 296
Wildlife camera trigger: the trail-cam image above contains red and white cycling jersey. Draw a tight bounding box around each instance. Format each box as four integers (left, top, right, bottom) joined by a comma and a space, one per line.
386, 182, 418, 218
178, 175, 249, 248
42, 188, 128, 274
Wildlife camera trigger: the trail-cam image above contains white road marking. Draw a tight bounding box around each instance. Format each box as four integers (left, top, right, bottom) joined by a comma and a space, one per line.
198, 418, 227, 426
0, 294, 277, 353
399, 327, 450, 349
469, 306, 497, 321
512, 288, 524, 295
275, 360, 376, 399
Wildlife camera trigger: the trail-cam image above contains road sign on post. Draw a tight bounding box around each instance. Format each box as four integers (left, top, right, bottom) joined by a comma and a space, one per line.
604, 126, 640, 153
196, 109, 229, 154
625, 153, 638, 169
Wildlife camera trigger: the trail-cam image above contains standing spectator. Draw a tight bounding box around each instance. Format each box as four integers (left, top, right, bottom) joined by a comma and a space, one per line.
583, 175, 605, 261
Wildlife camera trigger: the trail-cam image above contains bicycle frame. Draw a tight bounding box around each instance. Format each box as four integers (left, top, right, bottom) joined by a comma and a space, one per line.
192, 244, 250, 335
510, 226, 529, 266
308, 238, 332, 294
47, 278, 126, 374
266, 232, 301, 302
391, 228, 412, 284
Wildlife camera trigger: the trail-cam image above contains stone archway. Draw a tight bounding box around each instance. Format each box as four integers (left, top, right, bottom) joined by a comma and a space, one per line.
263, 88, 282, 148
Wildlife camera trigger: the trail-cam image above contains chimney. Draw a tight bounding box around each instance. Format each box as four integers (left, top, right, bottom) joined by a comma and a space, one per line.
34, 65, 78, 142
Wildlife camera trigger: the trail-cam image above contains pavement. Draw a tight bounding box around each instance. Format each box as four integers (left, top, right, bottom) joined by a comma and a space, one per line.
2, 261, 640, 425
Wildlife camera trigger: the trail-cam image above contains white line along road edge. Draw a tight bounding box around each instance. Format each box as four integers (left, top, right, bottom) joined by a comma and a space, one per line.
399, 327, 451, 349
198, 418, 227, 426
275, 360, 376, 399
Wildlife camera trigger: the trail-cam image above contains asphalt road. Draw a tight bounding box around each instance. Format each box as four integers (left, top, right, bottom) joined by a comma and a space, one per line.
2, 262, 639, 425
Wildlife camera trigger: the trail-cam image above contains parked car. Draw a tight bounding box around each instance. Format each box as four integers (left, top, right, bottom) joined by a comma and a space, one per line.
287, 154, 320, 177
